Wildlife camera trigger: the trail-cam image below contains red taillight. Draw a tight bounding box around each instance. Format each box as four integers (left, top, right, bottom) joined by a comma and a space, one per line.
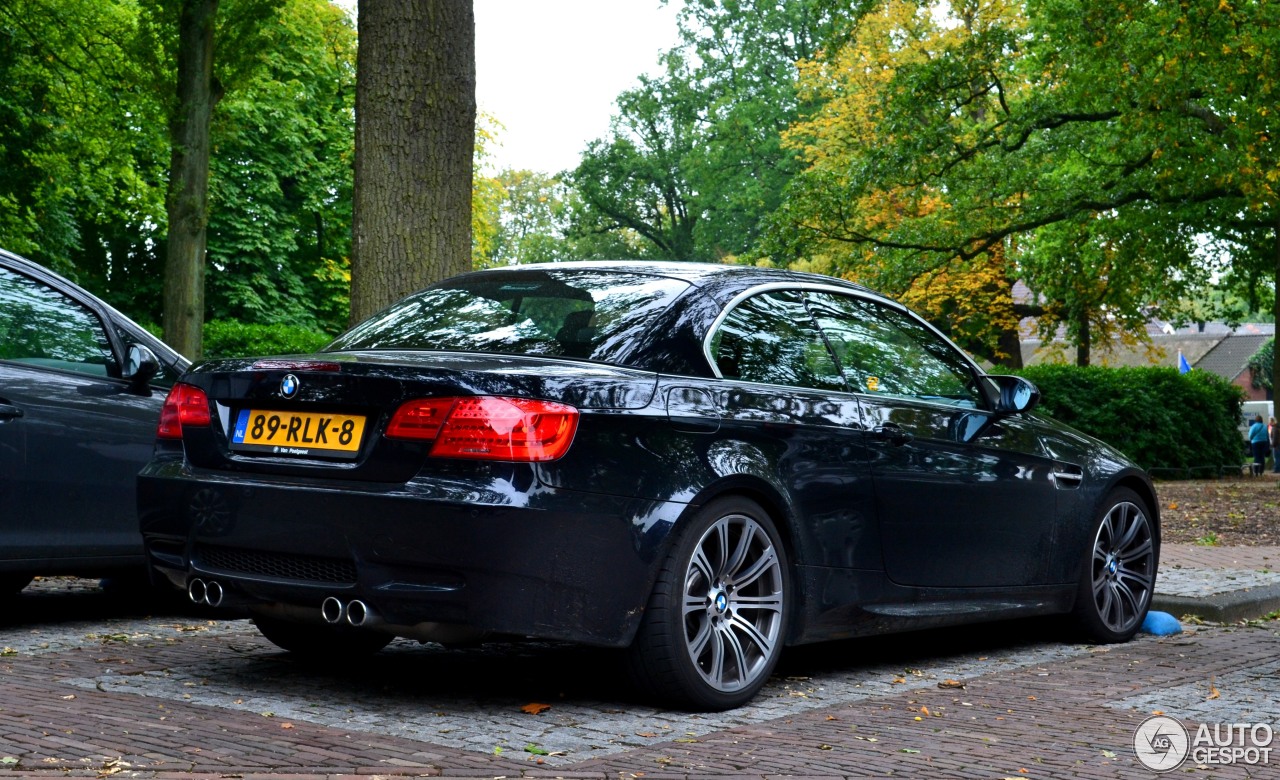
157, 382, 211, 439
386, 396, 578, 462
385, 398, 457, 440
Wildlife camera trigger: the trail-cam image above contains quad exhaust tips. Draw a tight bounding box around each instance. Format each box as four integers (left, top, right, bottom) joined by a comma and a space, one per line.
187, 577, 224, 607
321, 596, 376, 627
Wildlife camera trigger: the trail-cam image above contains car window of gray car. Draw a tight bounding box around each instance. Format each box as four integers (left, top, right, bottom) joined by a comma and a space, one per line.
805, 292, 982, 408
708, 290, 845, 391
0, 266, 116, 377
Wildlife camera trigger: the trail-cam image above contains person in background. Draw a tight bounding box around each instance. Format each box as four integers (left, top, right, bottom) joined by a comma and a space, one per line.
1247, 414, 1269, 475
1270, 416, 1279, 474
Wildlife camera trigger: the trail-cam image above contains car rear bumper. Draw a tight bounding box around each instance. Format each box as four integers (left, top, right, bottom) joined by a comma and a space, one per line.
138, 460, 685, 647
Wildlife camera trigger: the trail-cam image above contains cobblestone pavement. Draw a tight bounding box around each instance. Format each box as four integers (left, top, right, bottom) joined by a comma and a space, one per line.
0, 575, 1277, 779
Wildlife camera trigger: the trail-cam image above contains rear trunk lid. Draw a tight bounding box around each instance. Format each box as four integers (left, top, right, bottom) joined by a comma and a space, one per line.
173, 350, 657, 482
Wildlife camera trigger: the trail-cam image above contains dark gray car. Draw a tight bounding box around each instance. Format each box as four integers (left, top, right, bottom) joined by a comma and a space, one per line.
0, 248, 189, 594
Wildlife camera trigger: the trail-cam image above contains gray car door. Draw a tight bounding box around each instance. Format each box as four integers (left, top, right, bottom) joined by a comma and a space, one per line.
0, 265, 159, 565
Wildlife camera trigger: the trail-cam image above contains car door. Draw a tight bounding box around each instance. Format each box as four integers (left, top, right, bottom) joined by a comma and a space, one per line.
804, 291, 1061, 588
0, 264, 164, 565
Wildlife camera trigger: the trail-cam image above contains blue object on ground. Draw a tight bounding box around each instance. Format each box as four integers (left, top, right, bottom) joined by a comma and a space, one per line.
1141, 611, 1182, 636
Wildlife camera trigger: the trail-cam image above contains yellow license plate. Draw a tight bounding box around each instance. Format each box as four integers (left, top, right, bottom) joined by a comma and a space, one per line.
230, 409, 365, 459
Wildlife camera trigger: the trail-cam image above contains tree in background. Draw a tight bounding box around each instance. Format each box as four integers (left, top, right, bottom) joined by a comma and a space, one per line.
568, 0, 864, 262
773, 0, 1276, 376
0, 0, 166, 283
203, 0, 356, 335
349, 0, 475, 324
0, 0, 355, 346
151, 0, 285, 358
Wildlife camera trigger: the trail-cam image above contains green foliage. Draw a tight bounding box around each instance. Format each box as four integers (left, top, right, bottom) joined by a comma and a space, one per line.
201, 319, 331, 359
204, 0, 355, 334
1248, 338, 1274, 391
1017, 365, 1247, 475
773, 0, 1278, 366
482, 170, 574, 267
568, 1, 865, 261
0, 0, 354, 337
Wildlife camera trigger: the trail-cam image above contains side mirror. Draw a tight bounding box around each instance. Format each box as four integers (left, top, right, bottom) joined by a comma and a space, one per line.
123, 343, 160, 390
987, 375, 1040, 415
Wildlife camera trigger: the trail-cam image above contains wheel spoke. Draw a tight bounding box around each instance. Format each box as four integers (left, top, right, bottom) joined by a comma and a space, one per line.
706, 625, 726, 685
688, 617, 712, 658
727, 612, 775, 659
712, 519, 731, 576
683, 592, 706, 617
1119, 537, 1153, 565
689, 546, 715, 588
732, 593, 784, 614
735, 546, 779, 591
1113, 579, 1141, 619
723, 519, 756, 578
1117, 567, 1153, 594
720, 624, 750, 687
1113, 507, 1144, 551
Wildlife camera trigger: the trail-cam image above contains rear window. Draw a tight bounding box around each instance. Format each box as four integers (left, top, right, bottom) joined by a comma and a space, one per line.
327, 269, 690, 364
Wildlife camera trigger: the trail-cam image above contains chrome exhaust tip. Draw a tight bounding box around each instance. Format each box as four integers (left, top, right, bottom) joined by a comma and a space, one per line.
321, 596, 345, 624
187, 578, 206, 605
345, 599, 370, 627
204, 580, 224, 608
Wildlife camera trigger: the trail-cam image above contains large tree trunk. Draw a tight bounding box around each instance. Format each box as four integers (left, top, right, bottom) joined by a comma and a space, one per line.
350, 0, 476, 325
163, 0, 220, 359
1075, 309, 1091, 367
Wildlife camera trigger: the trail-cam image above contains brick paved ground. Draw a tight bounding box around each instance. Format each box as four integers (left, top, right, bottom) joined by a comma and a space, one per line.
1, 577, 1277, 780
1161, 544, 1279, 571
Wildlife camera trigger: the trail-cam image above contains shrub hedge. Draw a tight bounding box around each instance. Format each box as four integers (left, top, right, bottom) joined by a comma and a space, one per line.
202, 319, 332, 360
1015, 364, 1246, 477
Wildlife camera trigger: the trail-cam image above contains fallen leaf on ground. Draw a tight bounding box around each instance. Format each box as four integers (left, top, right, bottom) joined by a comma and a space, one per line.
1208, 676, 1220, 700
521, 702, 551, 715
635, 732, 658, 738
938, 679, 965, 689
281, 723, 294, 730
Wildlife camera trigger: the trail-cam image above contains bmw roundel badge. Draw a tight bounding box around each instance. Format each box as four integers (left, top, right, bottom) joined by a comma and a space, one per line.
280, 374, 300, 399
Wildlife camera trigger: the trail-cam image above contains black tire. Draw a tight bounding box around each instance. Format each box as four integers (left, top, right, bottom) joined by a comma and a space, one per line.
628, 496, 790, 711
252, 615, 393, 658
1073, 487, 1158, 643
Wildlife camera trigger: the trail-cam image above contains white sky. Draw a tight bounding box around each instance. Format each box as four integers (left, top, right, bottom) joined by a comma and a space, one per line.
474, 0, 683, 174
333, 1, 683, 175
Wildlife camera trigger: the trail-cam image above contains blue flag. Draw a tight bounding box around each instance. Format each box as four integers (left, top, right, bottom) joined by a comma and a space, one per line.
1178, 351, 1192, 374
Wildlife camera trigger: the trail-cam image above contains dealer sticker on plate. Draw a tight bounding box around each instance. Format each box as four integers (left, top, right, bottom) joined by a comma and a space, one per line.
230, 409, 365, 459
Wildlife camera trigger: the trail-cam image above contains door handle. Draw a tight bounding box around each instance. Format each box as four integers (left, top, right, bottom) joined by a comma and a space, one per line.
0, 403, 23, 420
870, 423, 913, 446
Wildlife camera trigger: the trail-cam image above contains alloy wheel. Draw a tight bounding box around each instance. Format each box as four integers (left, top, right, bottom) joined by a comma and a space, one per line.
681, 512, 785, 693
1090, 500, 1155, 633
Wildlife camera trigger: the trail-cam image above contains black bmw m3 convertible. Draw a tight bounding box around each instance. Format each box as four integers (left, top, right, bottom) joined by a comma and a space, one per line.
138, 262, 1158, 710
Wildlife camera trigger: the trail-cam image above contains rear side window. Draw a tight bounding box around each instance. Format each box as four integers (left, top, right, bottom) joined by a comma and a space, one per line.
708, 290, 845, 391
0, 266, 116, 377
328, 269, 690, 364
